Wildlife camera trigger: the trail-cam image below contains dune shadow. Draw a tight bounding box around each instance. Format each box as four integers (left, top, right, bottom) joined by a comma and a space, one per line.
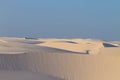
25, 41, 44, 44
103, 43, 118, 47
17, 41, 44, 44
0, 71, 64, 80
56, 41, 78, 44
25, 37, 38, 40
34, 46, 88, 54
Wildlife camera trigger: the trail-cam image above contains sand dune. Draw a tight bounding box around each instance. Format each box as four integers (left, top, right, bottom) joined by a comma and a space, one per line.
0, 37, 120, 80
0, 71, 62, 80
38, 38, 104, 54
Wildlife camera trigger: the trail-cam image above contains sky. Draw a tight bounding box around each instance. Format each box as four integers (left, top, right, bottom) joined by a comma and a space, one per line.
0, 0, 120, 41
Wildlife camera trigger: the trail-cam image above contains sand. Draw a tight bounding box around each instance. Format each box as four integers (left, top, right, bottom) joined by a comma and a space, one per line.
0, 37, 120, 80
0, 71, 62, 80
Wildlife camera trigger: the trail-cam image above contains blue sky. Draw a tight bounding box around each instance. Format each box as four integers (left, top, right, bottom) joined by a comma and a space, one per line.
0, 0, 120, 40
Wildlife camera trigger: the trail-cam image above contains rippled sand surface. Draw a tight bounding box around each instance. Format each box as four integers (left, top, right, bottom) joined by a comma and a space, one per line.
0, 37, 120, 80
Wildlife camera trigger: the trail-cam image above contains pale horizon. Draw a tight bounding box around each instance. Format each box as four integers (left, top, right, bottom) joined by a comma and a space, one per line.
0, 0, 120, 41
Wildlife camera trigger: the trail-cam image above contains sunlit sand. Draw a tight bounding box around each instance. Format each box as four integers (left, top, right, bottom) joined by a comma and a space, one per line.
0, 37, 120, 80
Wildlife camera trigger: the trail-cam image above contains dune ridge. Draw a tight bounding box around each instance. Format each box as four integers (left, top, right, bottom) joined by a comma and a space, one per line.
0, 37, 120, 80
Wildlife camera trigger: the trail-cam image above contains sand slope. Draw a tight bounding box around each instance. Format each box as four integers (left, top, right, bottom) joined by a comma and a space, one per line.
0, 71, 62, 80
38, 38, 104, 54
0, 37, 120, 80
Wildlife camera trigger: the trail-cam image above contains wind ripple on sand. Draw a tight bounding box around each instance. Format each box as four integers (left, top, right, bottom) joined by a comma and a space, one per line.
0, 37, 120, 80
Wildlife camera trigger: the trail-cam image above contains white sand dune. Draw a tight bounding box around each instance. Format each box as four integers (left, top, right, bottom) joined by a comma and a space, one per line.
38, 38, 104, 54
0, 37, 120, 80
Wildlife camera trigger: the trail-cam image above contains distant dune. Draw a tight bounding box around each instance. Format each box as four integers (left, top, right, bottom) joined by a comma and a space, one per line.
0, 37, 120, 80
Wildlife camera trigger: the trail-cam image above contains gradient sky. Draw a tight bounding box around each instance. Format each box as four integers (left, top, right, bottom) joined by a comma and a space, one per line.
0, 0, 120, 40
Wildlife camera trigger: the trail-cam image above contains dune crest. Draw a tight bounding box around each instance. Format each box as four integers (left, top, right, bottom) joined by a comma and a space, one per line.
0, 37, 120, 80
38, 39, 104, 54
